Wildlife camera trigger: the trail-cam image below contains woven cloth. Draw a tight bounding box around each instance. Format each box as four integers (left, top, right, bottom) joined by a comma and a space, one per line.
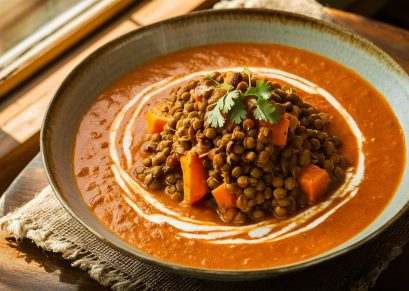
1, 1, 408, 290
1, 186, 408, 290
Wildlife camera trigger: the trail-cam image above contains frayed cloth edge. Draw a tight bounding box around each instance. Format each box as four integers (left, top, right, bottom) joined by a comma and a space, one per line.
0, 213, 148, 291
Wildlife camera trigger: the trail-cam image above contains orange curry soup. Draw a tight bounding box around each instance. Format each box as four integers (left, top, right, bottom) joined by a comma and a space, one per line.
74, 43, 405, 270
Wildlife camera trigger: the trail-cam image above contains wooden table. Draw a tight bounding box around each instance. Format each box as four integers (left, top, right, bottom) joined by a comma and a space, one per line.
1, 2, 408, 290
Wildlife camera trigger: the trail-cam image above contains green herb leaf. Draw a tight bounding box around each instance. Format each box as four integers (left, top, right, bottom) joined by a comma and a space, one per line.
205, 68, 281, 127
204, 75, 234, 91
205, 98, 225, 127
245, 80, 272, 100
243, 67, 252, 88
228, 98, 247, 124
204, 75, 219, 84
253, 98, 281, 124
205, 90, 242, 127
243, 67, 251, 77
221, 90, 241, 113
217, 82, 234, 91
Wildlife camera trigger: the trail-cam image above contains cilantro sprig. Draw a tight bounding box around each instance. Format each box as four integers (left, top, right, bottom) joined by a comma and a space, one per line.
254, 98, 280, 123
206, 90, 243, 127
247, 80, 273, 100
205, 68, 281, 128
204, 76, 234, 91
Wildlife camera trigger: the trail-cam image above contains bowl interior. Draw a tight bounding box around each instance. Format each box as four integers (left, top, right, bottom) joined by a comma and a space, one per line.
42, 9, 409, 279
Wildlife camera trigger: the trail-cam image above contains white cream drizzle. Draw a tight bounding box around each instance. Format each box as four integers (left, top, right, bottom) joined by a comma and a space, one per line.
108, 67, 365, 244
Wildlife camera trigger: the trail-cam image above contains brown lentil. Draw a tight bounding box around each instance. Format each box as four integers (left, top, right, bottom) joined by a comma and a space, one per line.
273, 187, 286, 199
135, 70, 348, 225
237, 176, 250, 188
231, 166, 242, 178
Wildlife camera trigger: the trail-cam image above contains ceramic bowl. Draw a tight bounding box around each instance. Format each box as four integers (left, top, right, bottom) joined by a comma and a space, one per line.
41, 9, 409, 280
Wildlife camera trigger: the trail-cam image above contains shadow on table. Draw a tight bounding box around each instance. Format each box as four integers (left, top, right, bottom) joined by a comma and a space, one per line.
4, 237, 109, 290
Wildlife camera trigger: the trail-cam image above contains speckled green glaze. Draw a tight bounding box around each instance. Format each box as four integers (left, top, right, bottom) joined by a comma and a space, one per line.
41, 9, 409, 280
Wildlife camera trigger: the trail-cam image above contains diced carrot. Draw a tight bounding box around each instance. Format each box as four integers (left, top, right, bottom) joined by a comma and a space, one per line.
192, 93, 202, 102
224, 72, 232, 84
180, 151, 209, 204
212, 183, 237, 208
271, 113, 290, 147
145, 108, 169, 133
298, 164, 331, 205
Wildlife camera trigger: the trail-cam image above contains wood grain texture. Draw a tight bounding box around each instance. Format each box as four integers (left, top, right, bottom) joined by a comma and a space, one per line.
0, 0, 134, 98
0, 155, 47, 216
0, 20, 138, 142
0, 20, 139, 193
330, 9, 409, 72
0, 129, 19, 159
0, 155, 108, 290
131, 0, 217, 26
0, 131, 39, 195
0, 238, 109, 290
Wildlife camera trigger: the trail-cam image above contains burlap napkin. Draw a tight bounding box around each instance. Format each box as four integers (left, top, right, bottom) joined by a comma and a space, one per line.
1, 1, 408, 290
1, 185, 408, 290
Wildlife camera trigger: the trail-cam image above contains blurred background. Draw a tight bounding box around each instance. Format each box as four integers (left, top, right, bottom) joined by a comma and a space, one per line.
321, 0, 408, 28
1, 0, 407, 59
0, 0, 407, 99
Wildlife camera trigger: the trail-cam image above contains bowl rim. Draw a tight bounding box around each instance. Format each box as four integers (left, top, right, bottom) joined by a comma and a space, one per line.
41, 8, 409, 280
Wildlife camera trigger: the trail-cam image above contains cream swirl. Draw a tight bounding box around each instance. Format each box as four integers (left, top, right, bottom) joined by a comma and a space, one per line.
109, 67, 365, 244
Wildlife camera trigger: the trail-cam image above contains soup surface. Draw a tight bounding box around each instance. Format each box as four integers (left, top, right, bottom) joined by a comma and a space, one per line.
74, 43, 405, 270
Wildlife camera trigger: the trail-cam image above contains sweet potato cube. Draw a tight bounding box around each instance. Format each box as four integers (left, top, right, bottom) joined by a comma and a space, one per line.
271, 113, 290, 147
180, 151, 209, 204
224, 72, 232, 84
145, 108, 169, 133
298, 164, 331, 205
212, 183, 237, 208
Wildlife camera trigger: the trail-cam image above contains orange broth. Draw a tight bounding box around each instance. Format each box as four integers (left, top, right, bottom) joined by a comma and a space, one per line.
73, 43, 405, 269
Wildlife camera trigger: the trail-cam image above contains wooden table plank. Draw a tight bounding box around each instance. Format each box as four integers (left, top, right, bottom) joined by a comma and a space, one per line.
330, 9, 409, 72
131, 0, 218, 26
0, 132, 40, 195
0, 0, 135, 98
0, 20, 139, 193
0, 155, 47, 215
0, 20, 138, 143
0, 155, 111, 290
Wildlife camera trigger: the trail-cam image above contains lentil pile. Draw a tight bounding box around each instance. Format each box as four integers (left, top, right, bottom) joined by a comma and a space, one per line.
134, 70, 348, 224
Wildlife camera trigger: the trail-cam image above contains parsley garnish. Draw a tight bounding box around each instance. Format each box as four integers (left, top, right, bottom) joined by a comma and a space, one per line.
204, 69, 281, 127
